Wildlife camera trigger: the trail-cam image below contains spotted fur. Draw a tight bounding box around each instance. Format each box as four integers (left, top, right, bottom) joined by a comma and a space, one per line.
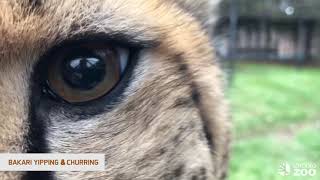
0, 0, 230, 179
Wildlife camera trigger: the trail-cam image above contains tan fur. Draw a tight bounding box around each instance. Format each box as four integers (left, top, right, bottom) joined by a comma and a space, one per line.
0, 0, 230, 179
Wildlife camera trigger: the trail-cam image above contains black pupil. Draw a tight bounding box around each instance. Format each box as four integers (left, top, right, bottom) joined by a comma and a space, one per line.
62, 53, 106, 90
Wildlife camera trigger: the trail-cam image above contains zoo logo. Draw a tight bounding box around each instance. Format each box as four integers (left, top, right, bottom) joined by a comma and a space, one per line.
278, 162, 291, 176
278, 162, 317, 177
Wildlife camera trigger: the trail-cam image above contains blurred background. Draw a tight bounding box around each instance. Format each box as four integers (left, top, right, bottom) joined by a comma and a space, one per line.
212, 0, 320, 179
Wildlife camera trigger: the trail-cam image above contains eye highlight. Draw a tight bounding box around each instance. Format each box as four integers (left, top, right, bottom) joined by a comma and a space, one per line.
45, 43, 129, 104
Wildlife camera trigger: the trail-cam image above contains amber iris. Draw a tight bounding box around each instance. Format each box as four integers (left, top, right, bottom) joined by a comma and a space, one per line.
47, 45, 123, 103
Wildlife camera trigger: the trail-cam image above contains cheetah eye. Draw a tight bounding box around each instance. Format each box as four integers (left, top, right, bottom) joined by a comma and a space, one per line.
45, 43, 129, 104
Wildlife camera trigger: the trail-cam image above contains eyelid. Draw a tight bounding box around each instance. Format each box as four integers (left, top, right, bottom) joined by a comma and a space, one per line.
55, 33, 159, 50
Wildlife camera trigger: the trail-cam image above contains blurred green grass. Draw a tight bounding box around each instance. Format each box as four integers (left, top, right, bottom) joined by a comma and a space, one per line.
228, 63, 320, 180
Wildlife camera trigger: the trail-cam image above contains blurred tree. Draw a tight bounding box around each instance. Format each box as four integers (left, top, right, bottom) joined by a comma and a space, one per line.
219, 0, 320, 20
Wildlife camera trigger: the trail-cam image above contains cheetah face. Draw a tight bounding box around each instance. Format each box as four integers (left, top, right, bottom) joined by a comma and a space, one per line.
0, 0, 230, 179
